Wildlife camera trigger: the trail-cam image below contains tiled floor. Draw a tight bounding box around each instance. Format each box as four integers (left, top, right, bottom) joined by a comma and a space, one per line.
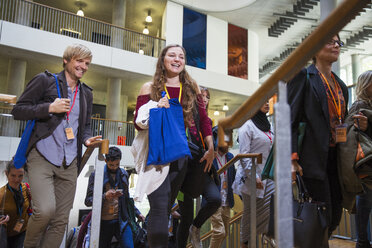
329, 238, 356, 248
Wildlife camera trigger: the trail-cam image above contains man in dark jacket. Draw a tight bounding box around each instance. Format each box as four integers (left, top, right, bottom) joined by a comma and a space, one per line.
85, 147, 145, 248
11, 44, 101, 248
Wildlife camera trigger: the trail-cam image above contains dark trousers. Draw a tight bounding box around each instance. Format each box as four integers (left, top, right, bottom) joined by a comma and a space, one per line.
177, 173, 221, 248
147, 157, 188, 248
99, 219, 133, 248
7, 231, 26, 248
303, 147, 343, 238
356, 185, 372, 247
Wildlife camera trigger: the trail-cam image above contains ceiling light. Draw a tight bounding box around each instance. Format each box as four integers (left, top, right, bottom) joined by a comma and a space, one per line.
139, 49, 144, 55
143, 26, 149, 35
146, 10, 152, 23
75, 1, 87, 17
222, 103, 229, 111
214, 110, 220, 116
77, 8, 84, 16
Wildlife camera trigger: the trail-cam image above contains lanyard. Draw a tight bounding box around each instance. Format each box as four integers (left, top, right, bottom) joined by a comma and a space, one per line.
7, 184, 23, 217
262, 131, 272, 144
216, 155, 227, 175
66, 86, 79, 122
164, 83, 182, 103
319, 72, 342, 124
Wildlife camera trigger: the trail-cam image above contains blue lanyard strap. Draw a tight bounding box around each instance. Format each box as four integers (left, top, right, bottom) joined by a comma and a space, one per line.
7, 184, 23, 217
53, 74, 62, 98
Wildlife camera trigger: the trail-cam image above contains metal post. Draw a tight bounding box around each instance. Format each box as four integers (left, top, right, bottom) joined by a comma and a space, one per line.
89, 156, 106, 248
250, 157, 257, 248
274, 81, 293, 247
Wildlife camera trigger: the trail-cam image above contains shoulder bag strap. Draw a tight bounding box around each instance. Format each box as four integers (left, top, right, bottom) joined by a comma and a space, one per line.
53, 74, 62, 98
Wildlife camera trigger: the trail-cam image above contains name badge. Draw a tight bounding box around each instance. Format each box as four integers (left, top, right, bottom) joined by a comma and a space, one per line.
335, 124, 347, 143
108, 205, 115, 215
65, 126, 75, 140
223, 181, 228, 190
13, 219, 24, 232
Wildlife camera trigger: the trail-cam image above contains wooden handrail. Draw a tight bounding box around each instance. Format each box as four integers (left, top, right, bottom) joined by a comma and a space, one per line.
78, 139, 109, 176
0, 94, 17, 104
217, 153, 262, 175
218, 0, 371, 147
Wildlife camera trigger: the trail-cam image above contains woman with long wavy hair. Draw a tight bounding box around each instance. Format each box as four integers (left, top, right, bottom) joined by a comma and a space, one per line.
134, 44, 214, 248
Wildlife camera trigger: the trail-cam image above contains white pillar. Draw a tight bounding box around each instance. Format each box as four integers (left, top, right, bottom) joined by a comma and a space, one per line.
112, 0, 126, 27
7, 59, 27, 96
106, 78, 122, 120
351, 54, 361, 85
206, 15, 228, 75
320, 0, 340, 75
248, 30, 259, 83
111, 0, 126, 49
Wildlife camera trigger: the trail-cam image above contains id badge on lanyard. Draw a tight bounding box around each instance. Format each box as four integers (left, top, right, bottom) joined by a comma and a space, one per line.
64, 122, 75, 140
13, 219, 24, 232
335, 123, 347, 143
64, 86, 78, 140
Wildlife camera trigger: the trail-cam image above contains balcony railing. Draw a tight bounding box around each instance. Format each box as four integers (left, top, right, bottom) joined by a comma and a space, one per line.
0, 107, 135, 146
91, 117, 135, 146
0, 0, 165, 57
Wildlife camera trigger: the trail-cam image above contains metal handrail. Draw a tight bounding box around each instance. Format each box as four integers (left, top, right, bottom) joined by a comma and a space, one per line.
0, 0, 166, 57
217, 0, 371, 146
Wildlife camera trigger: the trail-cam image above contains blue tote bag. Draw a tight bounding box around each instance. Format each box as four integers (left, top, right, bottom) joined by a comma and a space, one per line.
14, 74, 61, 169
147, 98, 191, 165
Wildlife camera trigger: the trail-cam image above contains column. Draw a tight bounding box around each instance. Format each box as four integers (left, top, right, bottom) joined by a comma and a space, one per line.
248, 30, 259, 83
351, 54, 361, 85
4, 59, 27, 137
106, 78, 122, 120
7, 59, 27, 97
111, 0, 126, 49
320, 0, 340, 75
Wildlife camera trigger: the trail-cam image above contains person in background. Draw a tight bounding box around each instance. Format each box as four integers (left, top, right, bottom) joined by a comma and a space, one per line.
65, 214, 87, 248
0, 160, 32, 248
288, 35, 348, 245
200, 86, 211, 119
85, 147, 145, 248
209, 126, 236, 248
11, 43, 101, 248
134, 44, 214, 248
232, 102, 274, 248
343, 70, 372, 248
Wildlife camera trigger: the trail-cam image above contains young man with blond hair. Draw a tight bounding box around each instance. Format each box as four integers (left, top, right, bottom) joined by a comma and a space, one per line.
12, 43, 101, 248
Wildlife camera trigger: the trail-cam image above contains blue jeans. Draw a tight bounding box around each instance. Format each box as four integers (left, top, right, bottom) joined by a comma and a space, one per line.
99, 219, 133, 248
356, 185, 372, 247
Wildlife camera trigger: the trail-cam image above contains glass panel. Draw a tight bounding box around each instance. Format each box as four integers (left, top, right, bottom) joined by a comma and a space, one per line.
228, 24, 247, 79
183, 7, 206, 69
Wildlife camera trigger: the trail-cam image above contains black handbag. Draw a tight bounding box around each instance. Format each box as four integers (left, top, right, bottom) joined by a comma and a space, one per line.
181, 106, 208, 198
181, 138, 207, 198
266, 174, 328, 248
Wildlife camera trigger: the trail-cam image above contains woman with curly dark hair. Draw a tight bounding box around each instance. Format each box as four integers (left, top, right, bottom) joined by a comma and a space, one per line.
133, 44, 214, 248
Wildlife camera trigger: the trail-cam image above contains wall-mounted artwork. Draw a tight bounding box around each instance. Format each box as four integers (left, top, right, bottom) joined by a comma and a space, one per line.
183, 8, 206, 69
228, 24, 247, 79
